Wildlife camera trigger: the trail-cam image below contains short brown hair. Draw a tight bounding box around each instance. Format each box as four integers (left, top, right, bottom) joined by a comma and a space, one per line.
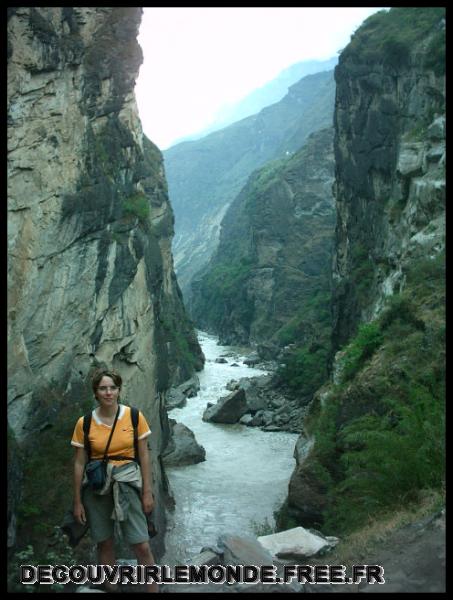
91, 369, 122, 394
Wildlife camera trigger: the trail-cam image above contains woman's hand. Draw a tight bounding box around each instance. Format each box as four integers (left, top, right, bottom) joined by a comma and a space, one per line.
74, 501, 86, 525
142, 488, 154, 514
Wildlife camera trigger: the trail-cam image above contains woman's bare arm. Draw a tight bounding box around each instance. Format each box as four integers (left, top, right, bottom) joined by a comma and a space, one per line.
73, 446, 87, 524
138, 437, 154, 513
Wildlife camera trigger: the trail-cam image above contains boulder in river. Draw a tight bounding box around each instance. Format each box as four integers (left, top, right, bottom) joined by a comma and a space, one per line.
161, 419, 206, 466
239, 413, 254, 426
165, 387, 187, 411
243, 352, 260, 366
202, 389, 247, 424
165, 375, 201, 410
178, 374, 200, 398
226, 379, 239, 391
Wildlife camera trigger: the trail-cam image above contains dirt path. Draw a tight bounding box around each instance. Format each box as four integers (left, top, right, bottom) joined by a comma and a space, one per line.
351, 510, 446, 593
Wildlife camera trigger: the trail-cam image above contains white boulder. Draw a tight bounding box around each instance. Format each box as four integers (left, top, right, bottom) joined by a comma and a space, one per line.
257, 526, 339, 559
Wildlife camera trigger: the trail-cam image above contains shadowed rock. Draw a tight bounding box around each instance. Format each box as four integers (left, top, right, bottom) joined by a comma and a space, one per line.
161, 419, 206, 466
202, 389, 247, 424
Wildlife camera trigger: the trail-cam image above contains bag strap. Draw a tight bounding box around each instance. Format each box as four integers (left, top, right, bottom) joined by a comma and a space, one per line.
131, 406, 140, 464
83, 413, 92, 461
83, 405, 140, 463
102, 405, 121, 461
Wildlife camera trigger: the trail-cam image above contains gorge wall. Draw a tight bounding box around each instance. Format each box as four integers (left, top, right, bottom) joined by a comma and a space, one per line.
7, 7, 203, 561
283, 7, 445, 532
164, 69, 335, 299
191, 127, 335, 355
330, 7, 446, 353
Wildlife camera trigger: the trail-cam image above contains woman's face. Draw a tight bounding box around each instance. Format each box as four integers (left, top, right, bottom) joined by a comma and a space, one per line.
95, 375, 120, 406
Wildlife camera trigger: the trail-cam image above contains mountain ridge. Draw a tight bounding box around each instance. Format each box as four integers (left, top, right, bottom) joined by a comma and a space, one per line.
164, 69, 335, 298
170, 56, 338, 146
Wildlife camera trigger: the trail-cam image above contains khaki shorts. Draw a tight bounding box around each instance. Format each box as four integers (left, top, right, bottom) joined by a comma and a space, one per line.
83, 479, 148, 545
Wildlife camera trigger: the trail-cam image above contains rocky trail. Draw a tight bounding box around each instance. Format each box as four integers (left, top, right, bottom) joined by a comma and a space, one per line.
74, 508, 444, 593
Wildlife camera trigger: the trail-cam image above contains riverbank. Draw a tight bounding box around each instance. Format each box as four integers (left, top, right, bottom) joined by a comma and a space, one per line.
161, 331, 299, 566
159, 491, 445, 594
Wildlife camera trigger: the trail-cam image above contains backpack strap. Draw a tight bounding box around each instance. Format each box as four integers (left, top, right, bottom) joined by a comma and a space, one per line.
83, 412, 92, 461
130, 406, 140, 464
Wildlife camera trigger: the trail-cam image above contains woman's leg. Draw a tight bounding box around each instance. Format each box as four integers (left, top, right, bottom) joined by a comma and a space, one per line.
131, 541, 158, 593
97, 537, 118, 592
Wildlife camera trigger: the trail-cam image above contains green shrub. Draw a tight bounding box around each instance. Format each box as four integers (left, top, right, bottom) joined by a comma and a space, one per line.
310, 392, 341, 467
275, 289, 331, 347
276, 320, 300, 346
344, 8, 445, 69
405, 251, 445, 290
207, 257, 253, 295
253, 157, 286, 189
10, 382, 95, 582
161, 316, 201, 371
381, 37, 410, 68
349, 243, 374, 305
8, 528, 78, 593
278, 346, 329, 396
424, 28, 446, 75
250, 516, 275, 537
194, 256, 254, 328
122, 193, 150, 223
325, 380, 445, 533
379, 294, 425, 331
305, 247, 444, 536
340, 322, 383, 382
173, 330, 199, 370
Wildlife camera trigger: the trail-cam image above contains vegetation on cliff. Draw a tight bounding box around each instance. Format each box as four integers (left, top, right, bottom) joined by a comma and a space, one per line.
275, 6, 445, 539
165, 70, 335, 296
342, 7, 445, 72
8, 382, 95, 592
284, 251, 445, 535
191, 128, 335, 366
275, 288, 332, 399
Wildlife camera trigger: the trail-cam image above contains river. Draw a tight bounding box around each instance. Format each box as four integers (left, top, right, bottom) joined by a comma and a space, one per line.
161, 331, 299, 565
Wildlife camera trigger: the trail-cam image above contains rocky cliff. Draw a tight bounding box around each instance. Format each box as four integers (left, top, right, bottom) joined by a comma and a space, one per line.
7, 7, 203, 563
191, 128, 335, 356
281, 7, 445, 534
164, 70, 335, 299
330, 7, 445, 352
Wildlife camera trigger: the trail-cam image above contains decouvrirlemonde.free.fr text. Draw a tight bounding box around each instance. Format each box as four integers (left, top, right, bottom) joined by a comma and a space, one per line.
21, 564, 385, 585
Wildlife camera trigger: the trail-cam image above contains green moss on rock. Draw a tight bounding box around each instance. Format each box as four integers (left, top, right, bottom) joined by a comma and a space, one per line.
342, 7, 445, 70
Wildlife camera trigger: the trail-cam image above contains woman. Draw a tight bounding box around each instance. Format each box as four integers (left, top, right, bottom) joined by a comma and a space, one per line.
71, 368, 158, 593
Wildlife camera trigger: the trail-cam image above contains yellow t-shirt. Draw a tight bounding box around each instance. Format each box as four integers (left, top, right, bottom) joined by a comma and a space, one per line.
71, 405, 151, 467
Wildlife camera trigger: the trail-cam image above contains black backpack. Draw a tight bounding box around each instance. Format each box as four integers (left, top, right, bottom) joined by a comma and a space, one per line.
83, 405, 140, 464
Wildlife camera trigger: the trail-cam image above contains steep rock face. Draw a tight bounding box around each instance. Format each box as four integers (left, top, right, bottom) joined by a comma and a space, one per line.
7, 7, 203, 557
284, 7, 445, 530
331, 9, 445, 352
191, 128, 335, 350
164, 70, 335, 299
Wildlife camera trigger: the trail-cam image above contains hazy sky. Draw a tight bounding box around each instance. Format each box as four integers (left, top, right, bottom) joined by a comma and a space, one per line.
135, 7, 387, 150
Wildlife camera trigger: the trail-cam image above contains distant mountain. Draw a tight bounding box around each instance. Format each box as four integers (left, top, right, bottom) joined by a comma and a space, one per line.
171, 57, 337, 145
190, 127, 336, 353
164, 69, 335, 299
